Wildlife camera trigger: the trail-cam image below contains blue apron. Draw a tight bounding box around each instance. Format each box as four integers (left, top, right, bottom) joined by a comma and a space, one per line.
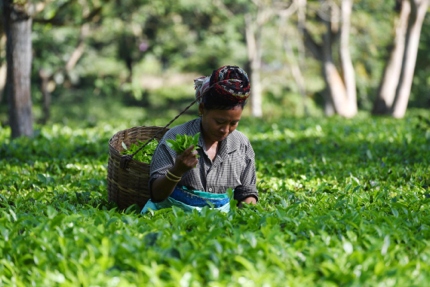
141, 186, 230, 214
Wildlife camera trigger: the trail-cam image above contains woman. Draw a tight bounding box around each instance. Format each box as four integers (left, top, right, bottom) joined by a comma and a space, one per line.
141, 65, 258, 213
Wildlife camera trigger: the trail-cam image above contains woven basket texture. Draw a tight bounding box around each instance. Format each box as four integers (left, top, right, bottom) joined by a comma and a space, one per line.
107, 126, 167, 209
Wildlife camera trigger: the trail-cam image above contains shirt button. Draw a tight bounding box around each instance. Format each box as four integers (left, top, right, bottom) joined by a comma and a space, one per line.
209, 188, 213, 192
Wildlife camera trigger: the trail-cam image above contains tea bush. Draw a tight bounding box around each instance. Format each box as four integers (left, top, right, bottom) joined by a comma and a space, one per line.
0, 110, 429, 286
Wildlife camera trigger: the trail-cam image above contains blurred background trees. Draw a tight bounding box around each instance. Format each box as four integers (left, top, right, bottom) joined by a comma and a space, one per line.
373, 0, 429, 118
3, 0, 34, 138
1, 0, 429, 137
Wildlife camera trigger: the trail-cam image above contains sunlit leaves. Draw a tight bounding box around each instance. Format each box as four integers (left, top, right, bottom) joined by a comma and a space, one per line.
166, 132, 200, 154
121, 139, 158, 163
1, 111, 430, 285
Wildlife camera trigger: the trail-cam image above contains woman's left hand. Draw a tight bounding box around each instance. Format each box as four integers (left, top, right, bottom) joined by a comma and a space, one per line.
238, 196, 257, 208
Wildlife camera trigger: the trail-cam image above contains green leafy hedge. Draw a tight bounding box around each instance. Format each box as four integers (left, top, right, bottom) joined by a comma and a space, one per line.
1, 110, 430, 286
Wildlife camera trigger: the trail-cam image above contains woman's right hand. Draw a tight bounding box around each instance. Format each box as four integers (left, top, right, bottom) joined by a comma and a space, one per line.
172, 145, 199, 175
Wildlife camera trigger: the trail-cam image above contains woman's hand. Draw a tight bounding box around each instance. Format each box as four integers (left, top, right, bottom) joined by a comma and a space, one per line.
238, 196, 257, 208
150, 145, 198, 202
172, 145, 199, 176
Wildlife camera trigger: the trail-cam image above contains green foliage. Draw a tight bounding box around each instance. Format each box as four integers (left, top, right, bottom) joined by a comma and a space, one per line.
166, 132, 200, 154
1, 109, 430, 285
22, 0, 430, 121
121, 139, 159, 164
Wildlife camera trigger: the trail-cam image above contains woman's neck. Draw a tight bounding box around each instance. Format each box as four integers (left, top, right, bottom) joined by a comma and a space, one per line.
203, 139, 218, 161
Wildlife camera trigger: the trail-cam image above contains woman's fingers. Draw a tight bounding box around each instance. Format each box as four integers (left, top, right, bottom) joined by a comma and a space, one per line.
183, 145, 195, 155
176, 145, 198, 171
182, 146, 198, 159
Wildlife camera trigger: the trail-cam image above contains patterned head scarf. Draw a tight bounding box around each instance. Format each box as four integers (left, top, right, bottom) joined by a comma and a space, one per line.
194, 65, 251, 108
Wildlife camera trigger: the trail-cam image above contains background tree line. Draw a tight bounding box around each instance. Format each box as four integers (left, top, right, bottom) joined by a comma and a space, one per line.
1, 0, 429, 138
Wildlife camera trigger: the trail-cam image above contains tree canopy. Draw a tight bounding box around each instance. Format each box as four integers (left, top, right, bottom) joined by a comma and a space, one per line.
0, 0, 429, 130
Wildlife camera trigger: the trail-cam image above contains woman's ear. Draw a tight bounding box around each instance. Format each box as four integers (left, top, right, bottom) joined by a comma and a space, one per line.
198, 103, 205, 116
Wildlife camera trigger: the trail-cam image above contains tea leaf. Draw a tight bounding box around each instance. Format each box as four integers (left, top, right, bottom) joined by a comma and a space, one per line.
166, 133, 200, 154
1, 111, 430, 286
121, 139, 159, 164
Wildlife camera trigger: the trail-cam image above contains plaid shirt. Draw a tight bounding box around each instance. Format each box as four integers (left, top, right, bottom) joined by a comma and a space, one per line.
149, 117, 258, 202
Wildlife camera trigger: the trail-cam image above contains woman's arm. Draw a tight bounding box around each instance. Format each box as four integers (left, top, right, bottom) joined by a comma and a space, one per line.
234, 141, 258, 204
241, 196, 257, 204
150, 145, 199, 202
237, 196, 257, 208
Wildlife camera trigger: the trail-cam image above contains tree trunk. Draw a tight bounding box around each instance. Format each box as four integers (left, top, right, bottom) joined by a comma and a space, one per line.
373, 0, 410, 114
4, 0, 34, 138
0, 35, 6, 104
339, 0, 357, 116
373, 0, 428, 118
280, 0, 309, 116
322, 60, 347, 116
304, 0, 357, 118
245, 13, 263, 118
322, 0, 357, 118
320, 2, 355, 118
392, 0, 429, 118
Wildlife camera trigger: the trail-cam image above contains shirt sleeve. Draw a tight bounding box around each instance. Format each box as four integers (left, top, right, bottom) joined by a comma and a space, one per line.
234, 140, 259, 202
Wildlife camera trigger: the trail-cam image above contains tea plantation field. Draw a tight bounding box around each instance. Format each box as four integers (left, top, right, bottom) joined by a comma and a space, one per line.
1, 111, 429, 286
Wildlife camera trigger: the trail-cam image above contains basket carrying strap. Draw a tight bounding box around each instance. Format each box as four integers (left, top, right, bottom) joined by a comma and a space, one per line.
120, 95, 202, 169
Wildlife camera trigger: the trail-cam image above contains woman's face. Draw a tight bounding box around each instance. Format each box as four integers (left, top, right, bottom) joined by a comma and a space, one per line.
199, 104, 243, 144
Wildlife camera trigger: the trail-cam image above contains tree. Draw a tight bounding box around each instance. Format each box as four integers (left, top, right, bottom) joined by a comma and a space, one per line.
4, 0, 104, 128
220, 0, 292, 118
0, 15, 6, 104
278, 0, 309, 116
373, 0, 429, 118
303, 0, 357, 117
3, 0, 34, 138
32, 0, 102, 123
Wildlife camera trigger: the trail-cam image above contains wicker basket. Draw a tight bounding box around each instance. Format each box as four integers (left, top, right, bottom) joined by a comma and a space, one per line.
107, 126, 168, 210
